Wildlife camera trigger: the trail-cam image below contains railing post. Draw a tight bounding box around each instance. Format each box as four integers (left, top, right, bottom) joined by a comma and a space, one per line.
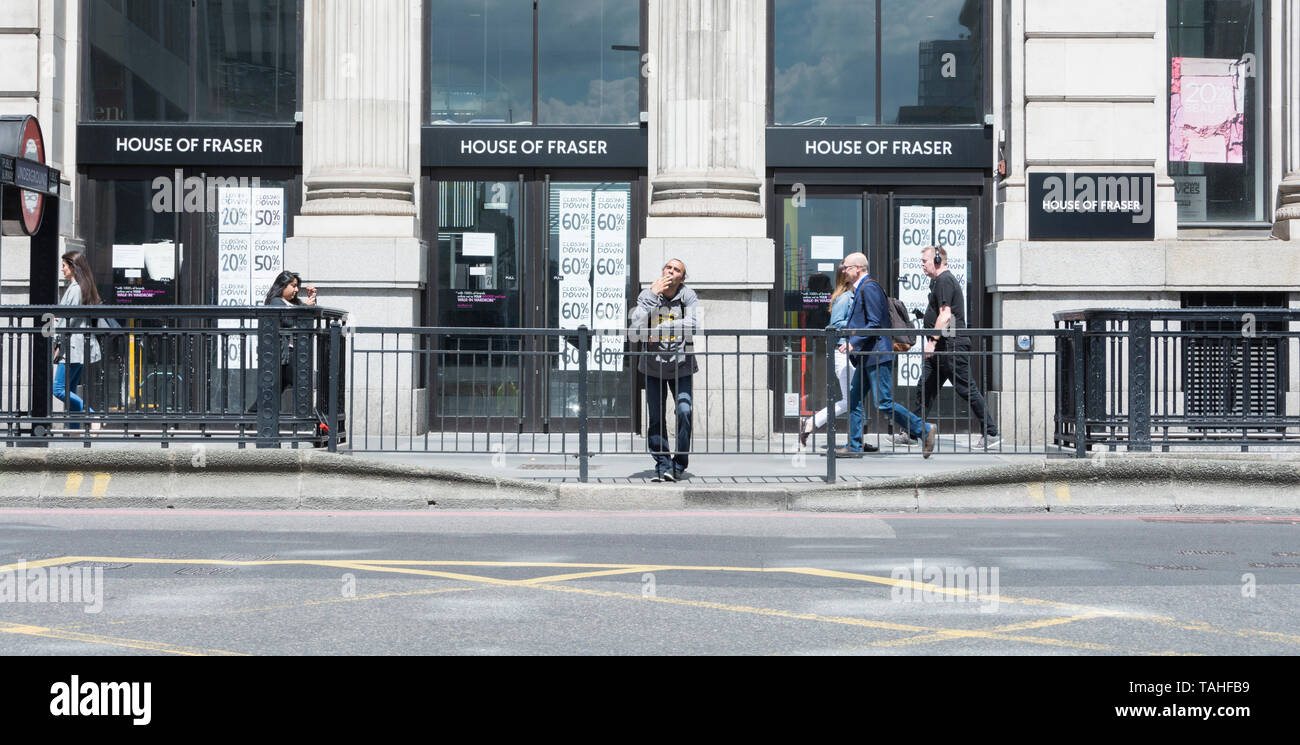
256, 310, 280, 448
1128, 313, 1152, 452
30, 311, 52, 437
577, 325, 590, 483
328, 320, 341, 452
1072, 325, 1087, 458
293, 313, 312, 423
825, 326, 836, 484
1083, 317, 1106, 448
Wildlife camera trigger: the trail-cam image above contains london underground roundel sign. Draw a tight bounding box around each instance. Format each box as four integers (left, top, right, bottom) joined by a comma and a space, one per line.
17, 116, 45, 235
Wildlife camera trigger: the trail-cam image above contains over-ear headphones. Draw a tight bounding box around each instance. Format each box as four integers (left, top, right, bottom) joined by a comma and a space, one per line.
932, 248, 943, 267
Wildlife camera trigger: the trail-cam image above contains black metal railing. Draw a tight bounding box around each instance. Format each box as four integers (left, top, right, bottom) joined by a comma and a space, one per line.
0, 305, 347, 448
1054, 308, 1300, 451
11, 305, 1294, 472
345, 326, 1074, 481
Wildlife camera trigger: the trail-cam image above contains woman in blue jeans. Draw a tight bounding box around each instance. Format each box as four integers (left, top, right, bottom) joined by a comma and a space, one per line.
800, 268, 854, 447
53, 251, 102, 432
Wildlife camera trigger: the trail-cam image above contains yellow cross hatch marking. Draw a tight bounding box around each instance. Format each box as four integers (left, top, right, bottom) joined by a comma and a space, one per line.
3, 556, 1293, 655
0, 620, 247, 657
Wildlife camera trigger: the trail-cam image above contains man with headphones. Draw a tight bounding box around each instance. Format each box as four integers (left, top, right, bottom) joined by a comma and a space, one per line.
914, 245, 1000, 450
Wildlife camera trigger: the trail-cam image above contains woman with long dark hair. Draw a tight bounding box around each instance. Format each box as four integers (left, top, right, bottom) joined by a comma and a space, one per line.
800, 266, 855, 447
264, 271, 317, 306
248, 271, 319, 413
54, 251, 102, 430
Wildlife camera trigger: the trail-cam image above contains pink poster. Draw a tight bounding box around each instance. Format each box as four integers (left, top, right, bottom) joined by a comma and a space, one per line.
1169, 57, 1246, 164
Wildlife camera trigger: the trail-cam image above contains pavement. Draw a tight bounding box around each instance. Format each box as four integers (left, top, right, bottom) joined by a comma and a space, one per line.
2, 438, 1299, 513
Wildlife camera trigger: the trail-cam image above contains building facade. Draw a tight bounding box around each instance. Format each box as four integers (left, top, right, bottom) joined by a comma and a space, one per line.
2, 0, 1297, 435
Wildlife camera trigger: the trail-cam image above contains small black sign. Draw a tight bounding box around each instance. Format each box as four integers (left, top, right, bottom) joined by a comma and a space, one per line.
14, 158, 48, 192
766, 126, 993, 169
423, 126, 647, 168
77, 123, 301, 167
1028, 172, 1155, 240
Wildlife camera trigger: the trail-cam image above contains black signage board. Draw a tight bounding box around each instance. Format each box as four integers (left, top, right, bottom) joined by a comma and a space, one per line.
14, 157, 49, 192
77, 123, 302, 167
0, 154, 58, 196
766, 126, 993, 169
423, 126, 647, 168
1028, 172, 1155, 240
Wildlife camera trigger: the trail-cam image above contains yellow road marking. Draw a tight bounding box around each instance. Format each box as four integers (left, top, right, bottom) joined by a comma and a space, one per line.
866, 614, 1111, 650
1027, 483, 1045, 503
0, 620, 246, 656
92, 473, 111, 499
6, 556, 1295, 652
64, 473, 83, 495
524, 583, 1185, 654
1148, 617, 1300, 647
530, 583, 940, 634
515, 567, 671, 585
58, 586, 478, 632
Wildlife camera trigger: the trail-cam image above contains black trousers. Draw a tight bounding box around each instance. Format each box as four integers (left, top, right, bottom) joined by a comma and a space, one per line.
246, 363, 294, 413
912, 345, 998, 437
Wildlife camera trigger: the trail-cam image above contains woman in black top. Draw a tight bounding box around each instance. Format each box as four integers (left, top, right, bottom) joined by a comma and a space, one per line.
248, 271, 319, 412
264, 271, 317, 306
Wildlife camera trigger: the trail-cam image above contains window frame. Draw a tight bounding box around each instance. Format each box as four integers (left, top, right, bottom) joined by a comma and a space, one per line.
1165, 0, 1272, 228
79, 0, 305, 124
766, 0, 992, 127
423, 0, 647, 126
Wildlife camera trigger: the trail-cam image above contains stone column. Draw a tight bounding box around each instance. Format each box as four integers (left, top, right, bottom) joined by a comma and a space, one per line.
641, 0, 774, 440
287, 0, 426, 437
297, 0, 418, 229
1274, 0, 1300, 239
646, 0, 764, 218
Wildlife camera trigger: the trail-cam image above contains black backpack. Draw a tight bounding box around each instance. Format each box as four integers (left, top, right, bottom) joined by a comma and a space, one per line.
868, 280, 917, 352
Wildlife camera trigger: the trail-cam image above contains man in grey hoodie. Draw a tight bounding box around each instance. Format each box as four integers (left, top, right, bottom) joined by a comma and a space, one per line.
629, 259, 700, 482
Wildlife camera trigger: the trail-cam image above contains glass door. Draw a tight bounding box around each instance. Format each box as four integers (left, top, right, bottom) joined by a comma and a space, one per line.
889, 195, 982, 435
545, 179, 635, 430
777, 192, 869, 426
425, 172, 641, 432
432, 178, 527, 426
774, 188, 984, 436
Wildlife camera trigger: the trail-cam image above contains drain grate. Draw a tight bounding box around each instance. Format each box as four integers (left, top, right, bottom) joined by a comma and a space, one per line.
1145, 564, 1206, 571
1176, 550, 1234, 556
517, 464, 600, 471
1248, 562, 1300, 569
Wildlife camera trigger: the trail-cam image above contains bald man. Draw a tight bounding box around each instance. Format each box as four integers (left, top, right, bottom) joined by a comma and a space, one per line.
837, 253, 936, 458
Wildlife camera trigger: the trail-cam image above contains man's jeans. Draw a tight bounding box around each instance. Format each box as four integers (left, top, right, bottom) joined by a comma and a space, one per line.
645, 373, 692, 474
846, 360, 928, 451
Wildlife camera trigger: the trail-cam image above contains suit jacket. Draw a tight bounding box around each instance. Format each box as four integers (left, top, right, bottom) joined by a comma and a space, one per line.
846, 275, 893, 368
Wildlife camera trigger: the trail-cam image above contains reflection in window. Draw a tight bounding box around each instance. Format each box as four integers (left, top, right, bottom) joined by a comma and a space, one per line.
196, 0, 299, 122
428, 0, 640, 125
772, 0, 983, 126
538, 0, 640, 125
881, 0, 982, 125
773, 0, 876, 125
84, 0, 299, 122
1168, 0, 1264, 223
83, 178, 179, 304
85, 1, 191, 121
429, 0, 533, 124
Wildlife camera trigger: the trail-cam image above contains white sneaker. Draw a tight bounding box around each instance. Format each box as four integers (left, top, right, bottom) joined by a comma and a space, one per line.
891, 432, 918, 446
975, 435, 1001, 450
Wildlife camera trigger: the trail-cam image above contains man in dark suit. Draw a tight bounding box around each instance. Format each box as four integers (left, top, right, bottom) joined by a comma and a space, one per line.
836, 253, 937, 458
